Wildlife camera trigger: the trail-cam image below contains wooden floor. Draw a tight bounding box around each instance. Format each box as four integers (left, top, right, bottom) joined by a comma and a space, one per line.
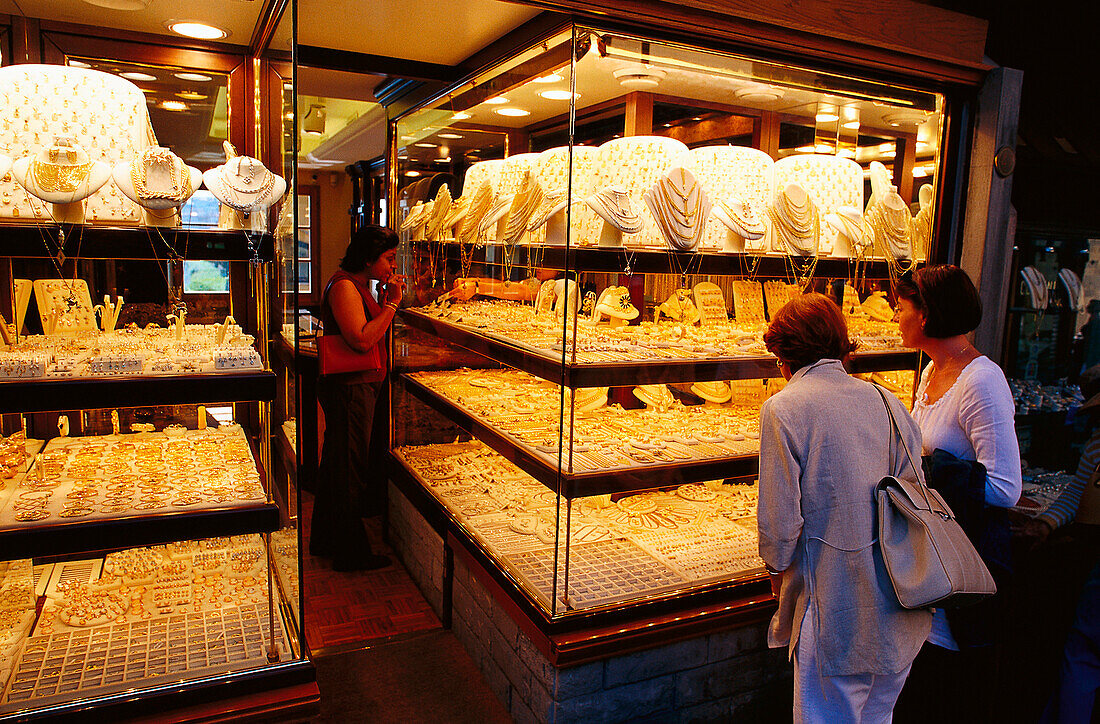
301, 490, 440, 652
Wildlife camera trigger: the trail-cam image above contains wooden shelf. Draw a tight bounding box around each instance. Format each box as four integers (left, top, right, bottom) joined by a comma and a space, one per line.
0, 223, 274, 262
402, 309, 919, 387
0, 370, 277, 414
419, 239, 904, 278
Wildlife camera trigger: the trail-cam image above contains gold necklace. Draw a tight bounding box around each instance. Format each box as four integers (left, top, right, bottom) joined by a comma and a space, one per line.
131, 148, 192, 202
29, 158, 94, 194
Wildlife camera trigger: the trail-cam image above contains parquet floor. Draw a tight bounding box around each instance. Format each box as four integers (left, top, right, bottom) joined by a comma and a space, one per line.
301, 491, 440, 652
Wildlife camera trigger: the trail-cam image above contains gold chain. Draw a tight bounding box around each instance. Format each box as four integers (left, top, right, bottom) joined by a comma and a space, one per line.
29, 159, 93, 194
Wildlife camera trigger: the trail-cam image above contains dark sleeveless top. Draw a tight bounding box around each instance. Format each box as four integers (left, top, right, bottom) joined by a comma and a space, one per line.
320, 269, 387, 381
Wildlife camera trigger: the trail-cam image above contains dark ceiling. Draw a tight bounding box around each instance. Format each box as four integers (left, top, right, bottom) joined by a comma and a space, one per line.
928, 0, 1100, 231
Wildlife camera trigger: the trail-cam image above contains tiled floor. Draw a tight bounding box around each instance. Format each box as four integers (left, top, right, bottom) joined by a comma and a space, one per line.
301, 491, 440, 652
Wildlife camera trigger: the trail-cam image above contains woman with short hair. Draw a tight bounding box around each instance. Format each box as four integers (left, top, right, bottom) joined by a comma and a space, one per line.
310, 224, 404, 571
892, 265, 1021, 721
758, 293, 931, 723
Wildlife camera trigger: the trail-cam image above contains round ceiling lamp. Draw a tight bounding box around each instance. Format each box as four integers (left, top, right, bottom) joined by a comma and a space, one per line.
612, 65, 666, 91
166, 21, 229, 41
81, 0, 151, 10
734, 84, 784, 103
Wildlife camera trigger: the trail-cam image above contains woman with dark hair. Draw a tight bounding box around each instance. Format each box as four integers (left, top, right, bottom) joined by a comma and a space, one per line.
758, 293, 931, 722
310, 225, 404, 571
892, 264, 1021, 721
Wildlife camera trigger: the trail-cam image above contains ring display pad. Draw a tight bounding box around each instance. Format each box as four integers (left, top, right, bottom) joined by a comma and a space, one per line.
762, 280, 799, 318
731, 280, 766, 325
0, 65, 156, 225
589, 136, 691, 248
32, 280, 96, 334
773, 154, 863, 256
397, 440, 764, 610
1, 560, 37, 688
688, 147, 774, 251
692, 282, 729, 325
0, 428, 265, 529
532, 146, 599, 246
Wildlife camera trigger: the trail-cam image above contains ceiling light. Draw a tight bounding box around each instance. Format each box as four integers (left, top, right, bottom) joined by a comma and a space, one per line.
438, 133, 463, 139
882, 149, 897, 158
815, 112, 839, 123
159, 100, 188, 111
485, 96, 509, 104
815, 144, 835, 153
303, 104, 326, 135
139, 87, 156, 94
533, 73, 563, 84
67, 60, 91, 69
284, 112, 293, 121
538, 90, 579, 101
176, 91, 207, 101
663, 123, 673, 128
878, 142, 896, 152
692, 117, 703, 122
405, 170, 421, 177
451, 112, 472, 120
414, 142, 437, 148
120, 71, 157, 82
796, 145, 816, 153
166, 21, 228, 41
912, 167, 929, 178
495, 108, 530, 117
841, 120, 861, 130
734, 84, 784, 103
81, 0, 150, 10
175, 72, 213, 82
613, 64, 666, 91
838, 148, 856, 158
882, 110, 928, 127
433, 157, 452, 163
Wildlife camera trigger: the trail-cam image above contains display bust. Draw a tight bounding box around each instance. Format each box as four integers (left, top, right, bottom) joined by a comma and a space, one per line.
12, 137, 111, 223
202, 142, 287, 231
113, 147, 202, 227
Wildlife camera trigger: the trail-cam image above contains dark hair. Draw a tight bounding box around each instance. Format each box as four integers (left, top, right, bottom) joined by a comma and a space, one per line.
339, 225, 399, 273
895, 265, 982, 338
764, 293, 857, 373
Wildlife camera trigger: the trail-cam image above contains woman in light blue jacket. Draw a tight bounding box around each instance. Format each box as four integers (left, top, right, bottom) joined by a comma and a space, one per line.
757, 293, 931, 723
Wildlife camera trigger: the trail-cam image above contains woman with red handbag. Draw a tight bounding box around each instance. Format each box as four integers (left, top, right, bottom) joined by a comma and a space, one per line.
309, 225, 404, 571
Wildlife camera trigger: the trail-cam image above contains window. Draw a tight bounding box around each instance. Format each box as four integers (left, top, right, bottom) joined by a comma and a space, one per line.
284, 186, 320, 301
183, 260, 230, 294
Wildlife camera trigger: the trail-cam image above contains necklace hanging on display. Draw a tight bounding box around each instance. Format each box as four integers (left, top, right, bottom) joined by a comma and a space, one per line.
527, 188, 569, 246
11, 137, 111, 224
202, 152, 286, 232
711, 197, 765, 253
587, 185, 645, 247
113, 147, 201, 228
644, 167, 711, 252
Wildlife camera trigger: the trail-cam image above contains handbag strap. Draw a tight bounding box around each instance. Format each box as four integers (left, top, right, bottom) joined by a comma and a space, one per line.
874, 384, 936, 511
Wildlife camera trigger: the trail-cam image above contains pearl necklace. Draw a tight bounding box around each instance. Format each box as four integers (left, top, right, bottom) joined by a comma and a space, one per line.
215, 158, 275, 212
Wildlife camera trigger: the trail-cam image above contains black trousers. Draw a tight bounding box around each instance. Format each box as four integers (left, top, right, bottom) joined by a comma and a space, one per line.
310, 376, 388, 560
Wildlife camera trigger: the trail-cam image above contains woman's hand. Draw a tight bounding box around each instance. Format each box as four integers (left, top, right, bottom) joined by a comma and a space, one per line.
384, 274, 406, 306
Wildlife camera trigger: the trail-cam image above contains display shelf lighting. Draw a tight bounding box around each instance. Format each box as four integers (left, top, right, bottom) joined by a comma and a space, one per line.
166, 21, 228, 41
494, 108, 530, 117
159, 100, 188, 111
120, 71, 157, 82
175, 72, 213, 82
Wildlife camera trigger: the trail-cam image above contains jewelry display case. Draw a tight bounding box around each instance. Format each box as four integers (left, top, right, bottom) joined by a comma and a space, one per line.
389, 23, 939, 623
0, 43, 310, 723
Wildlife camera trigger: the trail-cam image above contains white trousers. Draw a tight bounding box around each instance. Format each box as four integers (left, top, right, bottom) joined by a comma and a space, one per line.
793, 609, 913, 724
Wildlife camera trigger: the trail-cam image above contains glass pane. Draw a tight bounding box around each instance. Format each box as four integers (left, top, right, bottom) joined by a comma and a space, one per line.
182, 260, 230, 294
297, 195, 311, 227
297, 229, 311, 260
297, 261, 311, 294
180, 190, 222, 228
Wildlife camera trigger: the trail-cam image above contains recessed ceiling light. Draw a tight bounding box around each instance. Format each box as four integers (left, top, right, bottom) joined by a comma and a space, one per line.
67, 60, 91, 69
533, 73, 563, 84
405, 170, 421, 177
433, 157, 452, 163
495, 108, 530, 117
539, 90, 579, 101
166, 21, 228, 41
734, 84, 784, 103
176, 91, 207, 100
663, 123, 673, 128
485, 96, 509, 104
451, 112, 472, 120
814, 144, 835, 153
174, 72, 213, 82
882, 110, 928, 127
912, 167, 929, 178
882, 149, 897, 158
159, 100, 188, 111
414, 142, 437, 148
796, 145, 816, 153
841, 120, 861, 130
81, 0, 150, 10
438, 133, 463, 139
120, 71, 157, 82
815, 113, 839, 123
692, 117, 703, 122
838, 148, 856, 158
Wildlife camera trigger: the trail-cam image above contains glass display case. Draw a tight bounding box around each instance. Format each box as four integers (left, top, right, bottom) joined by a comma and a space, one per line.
0, 34, 308, 722
390, 23, 935, 619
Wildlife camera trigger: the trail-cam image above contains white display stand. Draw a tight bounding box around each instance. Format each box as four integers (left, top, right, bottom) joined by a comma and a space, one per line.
11, 140, 112, 224
773, 154, 863, 256
688, 147, 773, 251
112, 148, 202, 228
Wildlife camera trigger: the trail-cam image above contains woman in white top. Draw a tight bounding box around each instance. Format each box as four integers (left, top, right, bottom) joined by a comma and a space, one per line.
892, 265, 1022, 723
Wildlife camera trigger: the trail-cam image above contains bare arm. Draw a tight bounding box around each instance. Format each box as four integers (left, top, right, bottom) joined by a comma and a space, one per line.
329, 275, 405, 353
